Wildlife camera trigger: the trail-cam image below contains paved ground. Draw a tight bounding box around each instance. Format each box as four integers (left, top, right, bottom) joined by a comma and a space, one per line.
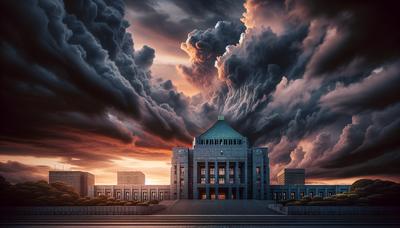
158, 200, 280, 215
2, 214, 400, 227
2, 201, 399, 227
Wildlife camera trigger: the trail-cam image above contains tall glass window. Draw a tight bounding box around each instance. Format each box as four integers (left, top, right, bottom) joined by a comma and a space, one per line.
218, 167, 225, 175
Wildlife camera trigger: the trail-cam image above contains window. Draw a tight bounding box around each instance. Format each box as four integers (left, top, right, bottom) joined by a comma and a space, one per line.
290, 192, 295, 200
310, 192, 314, 198
218, 177, 225, 184
159, 192, 164, 200
143, 192, 148, 201
200, 177, 206, 184
233, 139, 237, 145
273, 192, 277, 200
125, 192, 130, 199
229, 167, 234, 175
256, 167, 260, 175
200, 167, 206, 175
219, 168, 225, 175
229, 178, 234, 184
229, 139, 232, 144
134, 192, 138, 200
210, 168, 215, 175
301, 192, 305, 198
328, 192, 333, 197
180, 179, 184, 185
151, 191, 156, 199
238, 139, 242, 144
282, 192, 286, 200
319, 192, 324, 197
180, 167, 185, 175
210, 177, 215, 184
223, 139, 227, 145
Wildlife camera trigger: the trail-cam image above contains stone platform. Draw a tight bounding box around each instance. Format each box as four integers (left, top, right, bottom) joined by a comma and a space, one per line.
157, 200, 280, 215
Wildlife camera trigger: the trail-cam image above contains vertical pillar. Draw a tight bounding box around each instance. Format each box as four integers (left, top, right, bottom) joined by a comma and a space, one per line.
205, 161, 210, 199
214, 160, 218, 199
235, 161, 239, 199
193, 161, 198, 199
226, 161, 231, 199
244, 160, 248, 199
176, 163, 180, 199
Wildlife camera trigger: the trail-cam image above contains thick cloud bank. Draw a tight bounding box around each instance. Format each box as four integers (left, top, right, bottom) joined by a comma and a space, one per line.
0, 0, 399, 183
206, 0, 400, 181
0, 0, 199, 168
178, 21, 245, 90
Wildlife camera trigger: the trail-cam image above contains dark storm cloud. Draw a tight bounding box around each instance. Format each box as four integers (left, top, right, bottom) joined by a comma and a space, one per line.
124, 0, 245, 44
0, 0, 196, 165
177, 21, 245, 89
205, 0, 400, 180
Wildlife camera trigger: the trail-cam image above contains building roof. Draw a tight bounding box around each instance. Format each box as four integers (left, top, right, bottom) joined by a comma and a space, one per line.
197, 116, 244, 139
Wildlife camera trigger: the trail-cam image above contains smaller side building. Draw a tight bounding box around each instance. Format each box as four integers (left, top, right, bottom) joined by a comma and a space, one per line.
277, 168, 305, 185
270, 185, 351, 201
49, 171, 94, 197
94, 185, 170, 201
117, 171, 145, 185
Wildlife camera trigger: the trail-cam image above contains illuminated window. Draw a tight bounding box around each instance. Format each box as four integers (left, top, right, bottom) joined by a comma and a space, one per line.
229, 168, 234, 175
219, 168, 225, 175
210, 177, 215, 184
200, 167, 206, 175
200, 177, 206, 184
218, 177, 225, 184
256, 167, 260, 175
290, 192, 295, 199
210, 168, 215, 175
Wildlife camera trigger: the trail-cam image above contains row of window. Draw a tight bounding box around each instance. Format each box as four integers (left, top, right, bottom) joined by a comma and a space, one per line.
97, 191, 169, 201
200, 167, 238, 176
273, 191, 337, 200
199, 177, 237, 184
197, 139, 243, 145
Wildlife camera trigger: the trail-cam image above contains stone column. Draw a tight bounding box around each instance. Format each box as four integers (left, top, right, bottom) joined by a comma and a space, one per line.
176, 163, 180, 199
205, 161, 210, 199
235, 161, 239, 199
193, 161, 198, 199
226, 161, 231, 199
214, 160, 218, 200
244, 160, 248, 199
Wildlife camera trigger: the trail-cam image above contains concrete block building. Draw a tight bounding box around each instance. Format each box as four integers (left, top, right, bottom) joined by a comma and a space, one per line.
171, 116, 269, 200
49, 171, 94, 197
117, 171, 145, 185
277, 168, 305, 185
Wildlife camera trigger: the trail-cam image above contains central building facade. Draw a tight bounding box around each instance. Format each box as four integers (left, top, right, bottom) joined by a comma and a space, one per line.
171, 116, 269, 200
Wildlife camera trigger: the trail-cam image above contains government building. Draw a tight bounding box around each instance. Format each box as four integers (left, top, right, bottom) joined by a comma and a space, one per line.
49, 116, 350, 201
171, 116, 269, 200
170, 116, 350, 200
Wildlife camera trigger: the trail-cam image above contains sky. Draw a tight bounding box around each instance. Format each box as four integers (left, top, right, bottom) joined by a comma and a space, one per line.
0, 0, 399, 185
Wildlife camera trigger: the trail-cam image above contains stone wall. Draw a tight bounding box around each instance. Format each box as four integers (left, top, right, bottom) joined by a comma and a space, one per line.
287, 206, 400, 215
1, 205, 165, 215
